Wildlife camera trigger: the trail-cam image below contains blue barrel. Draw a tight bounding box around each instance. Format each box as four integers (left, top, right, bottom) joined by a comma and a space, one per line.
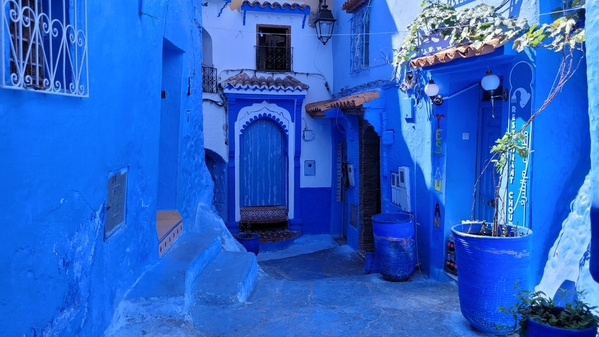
371, 212, 415, 281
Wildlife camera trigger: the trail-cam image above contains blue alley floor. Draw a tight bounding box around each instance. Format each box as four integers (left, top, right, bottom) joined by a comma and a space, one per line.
106, 234, 495, 337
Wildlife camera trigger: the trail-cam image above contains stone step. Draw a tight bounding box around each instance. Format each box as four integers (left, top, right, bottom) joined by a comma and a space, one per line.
126, 231, 222, 303
106, 232, 224, 336
192, 250, 258, 305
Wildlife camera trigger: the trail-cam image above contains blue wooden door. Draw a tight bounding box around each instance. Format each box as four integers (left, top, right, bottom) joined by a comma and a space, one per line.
476, 105, 502, 222
241, 119, 287, 207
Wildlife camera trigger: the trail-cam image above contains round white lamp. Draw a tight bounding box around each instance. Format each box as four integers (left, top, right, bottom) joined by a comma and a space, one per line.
481, 69, 500, 91
424, 79, 440, 97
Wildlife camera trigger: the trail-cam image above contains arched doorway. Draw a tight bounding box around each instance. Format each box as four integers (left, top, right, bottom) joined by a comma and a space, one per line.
240, 118, 287, 208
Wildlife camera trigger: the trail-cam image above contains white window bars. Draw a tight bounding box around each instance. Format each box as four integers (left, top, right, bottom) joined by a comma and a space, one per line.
1, 0, 89, 97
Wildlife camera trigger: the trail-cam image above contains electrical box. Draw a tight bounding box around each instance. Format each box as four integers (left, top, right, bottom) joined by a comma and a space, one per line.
304, 160, 316, 176
391, 166, 411, 212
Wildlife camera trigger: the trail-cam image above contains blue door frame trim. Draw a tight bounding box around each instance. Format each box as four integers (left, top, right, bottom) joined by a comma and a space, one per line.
225, 93, 305, 233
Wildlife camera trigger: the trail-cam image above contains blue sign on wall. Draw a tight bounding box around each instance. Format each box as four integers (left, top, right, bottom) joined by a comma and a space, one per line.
506, 61, 534, 228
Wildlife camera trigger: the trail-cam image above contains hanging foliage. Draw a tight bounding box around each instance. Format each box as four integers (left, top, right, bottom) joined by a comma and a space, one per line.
393, 1, 586, 66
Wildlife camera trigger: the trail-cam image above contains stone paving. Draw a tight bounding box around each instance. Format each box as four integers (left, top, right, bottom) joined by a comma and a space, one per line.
191, 235, 495, 337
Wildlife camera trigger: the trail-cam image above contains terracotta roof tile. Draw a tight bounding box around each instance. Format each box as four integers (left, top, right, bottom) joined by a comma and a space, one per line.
409, 39, 506, 68
241, 0, 310, 11
305, 91, 380, 117
341, 0, 368, 13
221, 73, 309, 92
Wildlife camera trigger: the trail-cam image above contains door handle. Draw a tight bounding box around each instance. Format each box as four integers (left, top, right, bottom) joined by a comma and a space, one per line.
487, 199, 495, 207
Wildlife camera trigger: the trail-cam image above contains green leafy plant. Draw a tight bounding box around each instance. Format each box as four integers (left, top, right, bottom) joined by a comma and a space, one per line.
499, 288, 599, 335
393, 3, 528, 66
394, 1, 585, 66
513, 0, 586, 52
238, 222, 254, 236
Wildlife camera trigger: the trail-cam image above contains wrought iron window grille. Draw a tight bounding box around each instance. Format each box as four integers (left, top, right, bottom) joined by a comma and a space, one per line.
202, 64, 217, 93
350, 7, 369, 73
255, 45, 293, 72
1, 0, 89, 97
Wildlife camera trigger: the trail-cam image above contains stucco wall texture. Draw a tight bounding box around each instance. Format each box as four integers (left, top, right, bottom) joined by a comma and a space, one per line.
0, 0, 212, 335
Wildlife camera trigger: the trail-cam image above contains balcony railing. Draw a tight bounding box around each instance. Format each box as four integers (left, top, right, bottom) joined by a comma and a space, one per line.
255, 46, 293, 72
202, 64, 218, 93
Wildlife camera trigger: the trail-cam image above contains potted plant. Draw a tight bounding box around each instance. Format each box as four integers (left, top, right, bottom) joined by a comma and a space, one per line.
450, 131, 534, 334
500, 288, 599, 336
235, 223, 260, 255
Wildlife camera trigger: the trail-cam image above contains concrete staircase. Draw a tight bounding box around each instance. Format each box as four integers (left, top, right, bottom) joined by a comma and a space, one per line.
104, 231, 258, 336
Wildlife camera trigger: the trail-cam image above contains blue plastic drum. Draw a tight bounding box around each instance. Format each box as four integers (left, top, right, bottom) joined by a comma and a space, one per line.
372, 212, 416, 281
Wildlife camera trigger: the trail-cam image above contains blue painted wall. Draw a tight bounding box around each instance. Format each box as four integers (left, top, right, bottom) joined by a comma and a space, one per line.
405, 49, 588, 281
329, 0, 590, 282
528, 48, 589, 285
589, 0, 599, 284
0, 0, 211, 335
300, 188, 333, 234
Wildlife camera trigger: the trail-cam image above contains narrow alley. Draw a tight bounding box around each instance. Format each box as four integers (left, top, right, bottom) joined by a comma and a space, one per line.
108, 235, 493, 337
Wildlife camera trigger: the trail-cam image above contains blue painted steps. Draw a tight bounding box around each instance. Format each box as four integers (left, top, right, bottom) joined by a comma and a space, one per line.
105, 231, 258, 336
192, 251, 258, 305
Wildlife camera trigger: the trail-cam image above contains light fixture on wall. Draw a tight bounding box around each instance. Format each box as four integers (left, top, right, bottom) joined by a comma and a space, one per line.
481, 68, 508, 118
424, 79, 444, 106
314, 0, 336, 45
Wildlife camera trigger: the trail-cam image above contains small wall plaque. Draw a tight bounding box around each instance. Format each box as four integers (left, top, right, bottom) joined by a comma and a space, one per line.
105, 169, 128, 240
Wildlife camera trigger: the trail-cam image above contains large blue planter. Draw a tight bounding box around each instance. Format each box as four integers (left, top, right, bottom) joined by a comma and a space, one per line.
372, 212, 415, 281
451, 223, 533, 334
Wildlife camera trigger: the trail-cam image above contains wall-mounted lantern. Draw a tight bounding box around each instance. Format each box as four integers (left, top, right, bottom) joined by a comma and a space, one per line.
424, 79, 444, 106
481, 68, 508, 117
314, 0, 336, 45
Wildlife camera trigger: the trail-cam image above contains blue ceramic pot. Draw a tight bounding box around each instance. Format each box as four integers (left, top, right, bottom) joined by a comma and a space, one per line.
451, 223, 533, 334
526, 317, 597, 337
236, 233, 260, 255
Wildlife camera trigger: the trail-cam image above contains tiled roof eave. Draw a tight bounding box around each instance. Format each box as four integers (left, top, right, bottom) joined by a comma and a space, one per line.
305, 91, 381, 117
409, 39, 508, 68
341, 0, 368, 13
241, 0, 310, 27
221, 73, 310, 95
223, 86, 309, 94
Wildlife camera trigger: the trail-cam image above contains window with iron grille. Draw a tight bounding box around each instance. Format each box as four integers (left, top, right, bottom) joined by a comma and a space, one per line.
202, 64, 217, 93
350, 7, 369, 73
2, 0, 89, 96
256, 25, 292, 72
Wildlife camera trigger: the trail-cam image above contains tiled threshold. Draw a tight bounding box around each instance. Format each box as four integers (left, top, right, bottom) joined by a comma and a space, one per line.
156, 210, 183, 257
